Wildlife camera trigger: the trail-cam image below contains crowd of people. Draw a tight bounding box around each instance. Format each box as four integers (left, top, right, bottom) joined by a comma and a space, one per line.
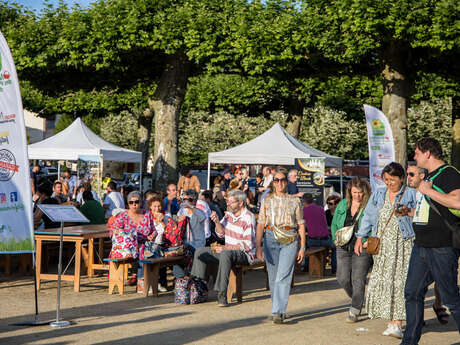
29, 137, 460, 345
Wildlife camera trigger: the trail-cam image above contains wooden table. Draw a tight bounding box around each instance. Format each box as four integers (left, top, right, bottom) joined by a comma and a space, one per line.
34, 224, 109, 292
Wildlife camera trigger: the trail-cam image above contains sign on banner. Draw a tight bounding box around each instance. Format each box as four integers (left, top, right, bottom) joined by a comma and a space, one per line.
0, 31, 34, 253
364, 104, 395, 191
295, 157, 325, 206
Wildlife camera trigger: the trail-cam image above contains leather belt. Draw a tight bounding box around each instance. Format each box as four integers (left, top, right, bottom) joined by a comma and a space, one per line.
307, 236, 330, 240
265, 225, 296, 231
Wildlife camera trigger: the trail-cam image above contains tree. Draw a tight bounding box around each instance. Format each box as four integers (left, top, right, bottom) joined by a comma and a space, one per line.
302, 0, 460, 165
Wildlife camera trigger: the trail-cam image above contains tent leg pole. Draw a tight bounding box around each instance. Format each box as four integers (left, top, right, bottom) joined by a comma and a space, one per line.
140, 155, 143, 194
340, 166, 343, 197
207, 162, 211, 190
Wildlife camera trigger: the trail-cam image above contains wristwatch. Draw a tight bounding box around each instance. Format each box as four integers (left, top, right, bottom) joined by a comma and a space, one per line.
300, 247, 306, 251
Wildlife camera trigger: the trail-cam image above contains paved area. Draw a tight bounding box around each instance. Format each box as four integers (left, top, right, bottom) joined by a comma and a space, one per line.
1, 269, 459, 345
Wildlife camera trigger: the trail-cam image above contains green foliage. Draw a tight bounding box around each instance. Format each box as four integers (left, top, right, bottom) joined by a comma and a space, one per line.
299, 106, 368, 159
407, 98, 452, 160
99, 110, 155, 151
55, 114, 101, 135
178, 110, 288, 165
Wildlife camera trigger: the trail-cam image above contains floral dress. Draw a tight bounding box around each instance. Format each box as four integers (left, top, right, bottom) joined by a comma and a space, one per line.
366, 192, 414, 320
109, 210, 156, 259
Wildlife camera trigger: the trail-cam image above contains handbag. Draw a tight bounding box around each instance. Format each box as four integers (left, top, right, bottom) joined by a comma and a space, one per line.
367, 186, 407, 255
334, 209, 363, 247
269, 198, 297, 245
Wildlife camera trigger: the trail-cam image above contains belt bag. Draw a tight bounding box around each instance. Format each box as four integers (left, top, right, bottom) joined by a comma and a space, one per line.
335, 209, 363, 247
334, 225, 355, 247
272, 225, 298, 245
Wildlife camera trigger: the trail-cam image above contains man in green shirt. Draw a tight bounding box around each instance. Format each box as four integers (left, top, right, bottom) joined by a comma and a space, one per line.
80, 191, 106, 224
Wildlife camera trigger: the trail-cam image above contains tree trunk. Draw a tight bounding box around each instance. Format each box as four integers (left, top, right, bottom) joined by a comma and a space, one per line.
137, 108, 154, 173
285, 93, 304, 138
151, 52, 191, 192
452, 96, 460, 169
381, 40, 410, 167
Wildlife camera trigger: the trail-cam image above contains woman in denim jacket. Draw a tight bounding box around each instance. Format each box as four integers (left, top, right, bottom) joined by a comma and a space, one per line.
354, 162, 416, 339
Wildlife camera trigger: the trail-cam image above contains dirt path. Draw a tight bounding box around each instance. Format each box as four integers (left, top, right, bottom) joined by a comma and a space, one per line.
1, 271, 458, 345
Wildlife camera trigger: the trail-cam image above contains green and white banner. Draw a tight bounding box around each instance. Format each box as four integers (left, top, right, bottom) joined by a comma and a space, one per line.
0, 30, 34, 253
364, 104, 395, 191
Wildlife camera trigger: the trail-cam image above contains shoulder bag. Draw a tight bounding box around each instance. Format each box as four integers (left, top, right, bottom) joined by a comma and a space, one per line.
367, 186, 407, 255
334, 208, 363, 247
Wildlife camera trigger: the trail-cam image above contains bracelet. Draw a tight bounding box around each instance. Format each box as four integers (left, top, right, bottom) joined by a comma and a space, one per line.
300, 247, 306, 251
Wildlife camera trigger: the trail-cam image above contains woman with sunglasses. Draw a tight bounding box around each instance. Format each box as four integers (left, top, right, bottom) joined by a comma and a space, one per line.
109, 191, 157, 292
331, 177, 372, 324
256, 168, 306, 324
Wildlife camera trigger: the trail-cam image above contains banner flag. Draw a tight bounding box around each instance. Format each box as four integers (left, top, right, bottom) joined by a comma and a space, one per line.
0, 30, 34, 253
295, 157, 325, 206
364, 104, 395, 191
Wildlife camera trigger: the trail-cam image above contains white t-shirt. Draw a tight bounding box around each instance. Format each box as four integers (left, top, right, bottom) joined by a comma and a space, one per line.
263, 174, 273, 189
103, 191, 125, 218
196, 200, 211, 239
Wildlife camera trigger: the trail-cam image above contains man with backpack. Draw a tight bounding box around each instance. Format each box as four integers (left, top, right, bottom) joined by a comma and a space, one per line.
190, 190, 256, 307
401, 137, 460, 345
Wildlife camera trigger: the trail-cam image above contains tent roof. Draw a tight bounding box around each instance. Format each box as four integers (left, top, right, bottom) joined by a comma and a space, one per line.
28, 118, 141, 163
208, 123, 342, 167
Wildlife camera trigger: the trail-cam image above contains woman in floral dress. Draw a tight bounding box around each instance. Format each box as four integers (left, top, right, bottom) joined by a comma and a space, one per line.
355, 163, 416, 339
109, 191, 157, 292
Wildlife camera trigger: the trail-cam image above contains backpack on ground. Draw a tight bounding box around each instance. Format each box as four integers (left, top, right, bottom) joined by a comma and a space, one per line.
174, 277, 191, 304
189, 277, 208, 304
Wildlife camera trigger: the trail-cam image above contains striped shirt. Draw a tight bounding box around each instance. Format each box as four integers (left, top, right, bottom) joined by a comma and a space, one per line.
219, 207, 256, 263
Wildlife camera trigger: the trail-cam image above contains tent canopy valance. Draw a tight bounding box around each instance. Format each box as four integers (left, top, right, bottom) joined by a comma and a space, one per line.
208, 123, 342, 168
28, 118, 141, 163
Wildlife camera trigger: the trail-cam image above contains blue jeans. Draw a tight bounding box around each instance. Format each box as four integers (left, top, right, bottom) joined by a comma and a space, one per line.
402, 245, 460, 345
137, 245, 162, 279
306, 237, 336, 273
264, 229, 298, 315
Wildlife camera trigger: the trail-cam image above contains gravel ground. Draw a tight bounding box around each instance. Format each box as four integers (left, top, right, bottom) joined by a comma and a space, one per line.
1, 269, 459, 345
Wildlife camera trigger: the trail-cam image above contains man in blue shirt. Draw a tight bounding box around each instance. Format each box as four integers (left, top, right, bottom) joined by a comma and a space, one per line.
287, 169, 304, 197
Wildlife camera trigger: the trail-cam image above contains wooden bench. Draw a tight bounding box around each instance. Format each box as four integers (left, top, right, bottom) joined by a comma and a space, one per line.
226, 259, 268, 304
307, 246, 328, 278
141, 256, 185, 297
104, 258, 135, 295
226, 247, 328, 304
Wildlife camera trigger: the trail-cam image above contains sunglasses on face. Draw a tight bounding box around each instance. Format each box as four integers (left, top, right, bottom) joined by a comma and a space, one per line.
183, 197, 195, 202
407, 172, 415, 177
273, 177, 287, 183
327, 202, 338, 206
128, 200, 140, 205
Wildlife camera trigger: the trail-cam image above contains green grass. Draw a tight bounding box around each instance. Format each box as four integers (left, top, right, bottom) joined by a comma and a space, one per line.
0, 238, 35, 252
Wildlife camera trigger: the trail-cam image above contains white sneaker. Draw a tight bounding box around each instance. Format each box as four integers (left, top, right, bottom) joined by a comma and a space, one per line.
382, 323, 394, 336
158, 284, 167, 292
388, 325, 403, 339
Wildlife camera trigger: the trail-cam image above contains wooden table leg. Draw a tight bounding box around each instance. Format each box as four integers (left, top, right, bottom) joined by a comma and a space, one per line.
74, 240, 82, 292
98, 238, 104, 263
150, 264, 160, 297
88, 238, 94, 277
35, 239, 42, 290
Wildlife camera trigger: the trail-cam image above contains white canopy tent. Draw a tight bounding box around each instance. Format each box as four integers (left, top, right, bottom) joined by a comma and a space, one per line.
207, 123, 343, 193
28, 117, 142, 190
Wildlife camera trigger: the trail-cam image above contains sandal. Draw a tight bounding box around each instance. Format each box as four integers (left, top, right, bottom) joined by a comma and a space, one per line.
433, 305, 449, 325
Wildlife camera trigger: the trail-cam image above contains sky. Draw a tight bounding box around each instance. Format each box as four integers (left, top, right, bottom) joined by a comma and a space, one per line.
9, 0, 95, 13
